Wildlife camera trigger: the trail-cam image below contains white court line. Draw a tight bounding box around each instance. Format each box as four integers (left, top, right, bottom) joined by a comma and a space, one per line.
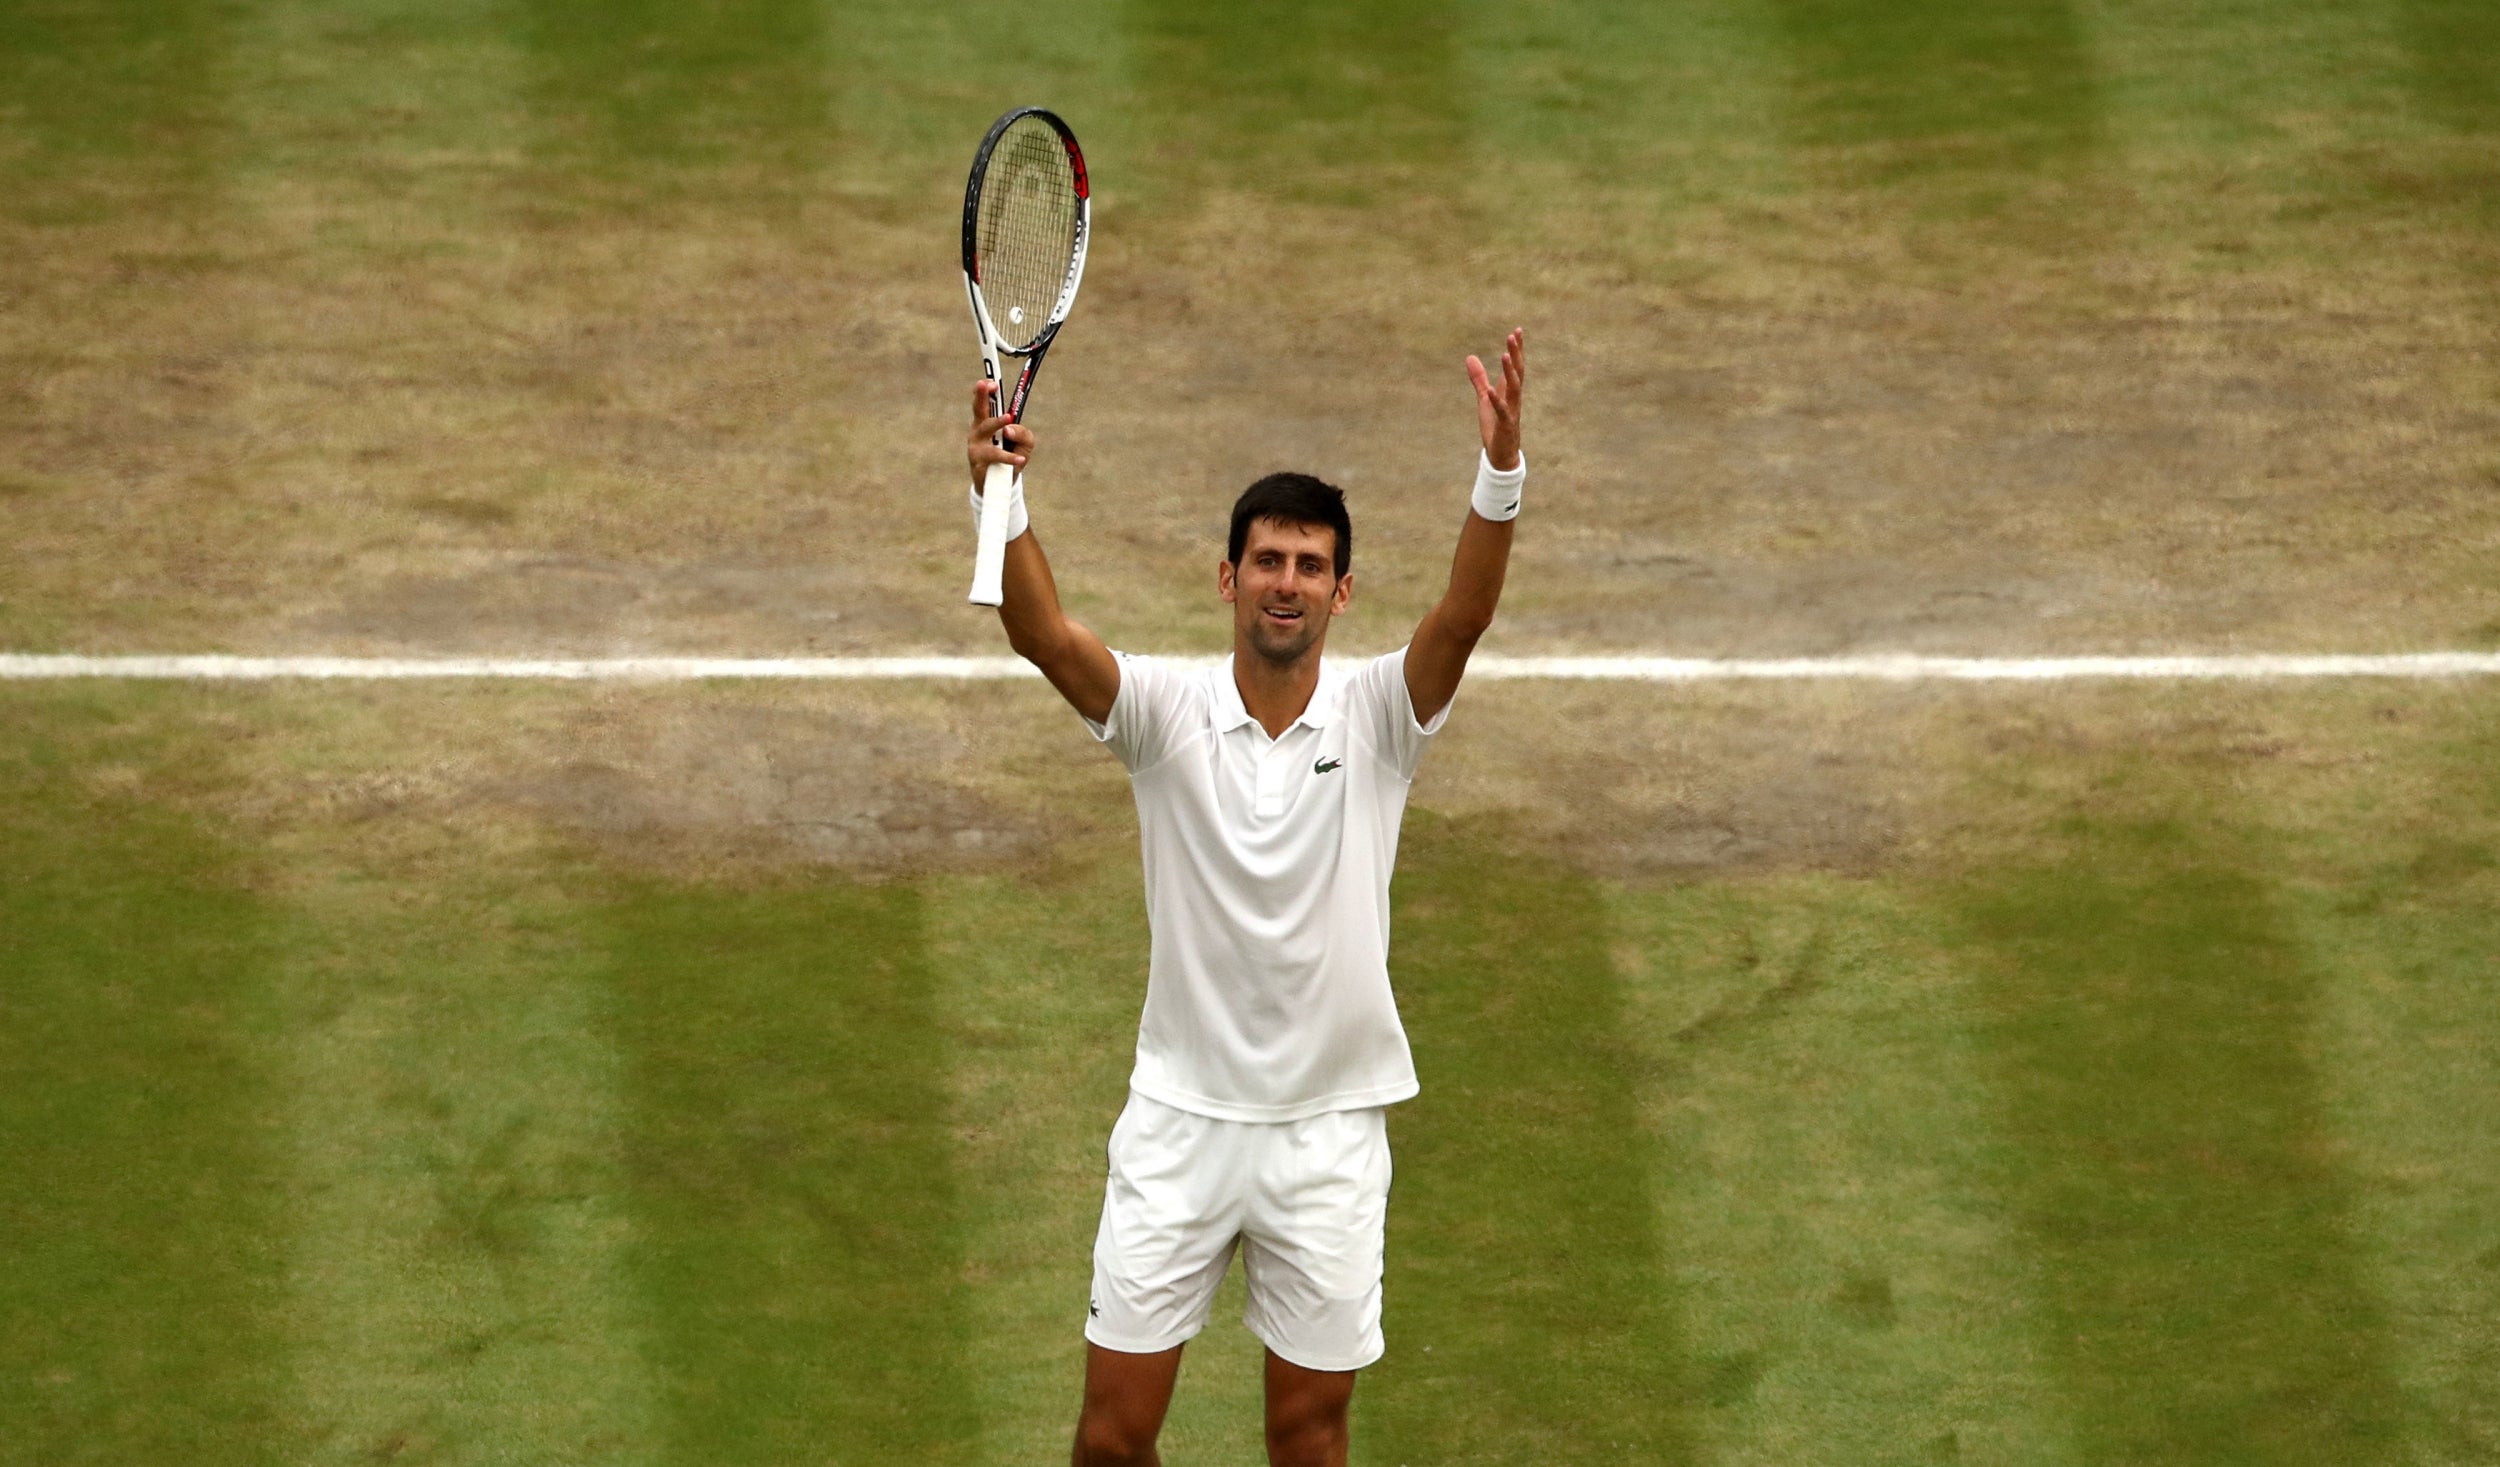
5, 652, 2500, 681
0, 654, 1042, 681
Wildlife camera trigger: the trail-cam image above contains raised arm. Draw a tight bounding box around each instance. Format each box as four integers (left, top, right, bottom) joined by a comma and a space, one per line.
1406, 329, 1526, 724
967, 380, 1120, 723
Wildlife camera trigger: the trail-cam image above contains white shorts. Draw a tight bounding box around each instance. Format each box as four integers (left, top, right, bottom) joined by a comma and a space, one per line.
1086, 1092, 1392, 1373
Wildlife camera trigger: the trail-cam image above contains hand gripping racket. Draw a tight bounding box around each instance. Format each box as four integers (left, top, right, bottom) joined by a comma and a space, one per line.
962, 106, 1090, 606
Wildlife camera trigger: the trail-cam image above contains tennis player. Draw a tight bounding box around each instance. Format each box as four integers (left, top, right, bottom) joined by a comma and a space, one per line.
964, 329, 1526, 1467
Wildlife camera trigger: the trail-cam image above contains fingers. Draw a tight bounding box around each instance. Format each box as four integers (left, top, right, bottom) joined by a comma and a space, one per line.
1468, 330, 1528, 411
969, 420, 1030, 468
970, 379, 1035, 447
1467, 358, 1515, 426
1466, 330, 1526, 470
968, 443, 1025, 487
1497, 330, 1526, 435
966, 379, 1031, 486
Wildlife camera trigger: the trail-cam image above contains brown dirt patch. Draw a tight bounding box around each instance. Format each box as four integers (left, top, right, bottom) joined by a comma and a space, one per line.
174, 681, 1124, 884
1420, 680, 1954, 876
7, 165, 2497, 662
27, 673, 2497, 891
500, 690, 1044, 874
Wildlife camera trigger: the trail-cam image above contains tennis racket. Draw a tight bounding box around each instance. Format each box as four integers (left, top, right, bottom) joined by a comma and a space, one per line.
962, 106, 1091, 606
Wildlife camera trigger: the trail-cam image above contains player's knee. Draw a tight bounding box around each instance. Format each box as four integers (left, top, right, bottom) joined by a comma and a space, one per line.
1073, 1409, 1160, 1467
1264, 1400, 1349, 1467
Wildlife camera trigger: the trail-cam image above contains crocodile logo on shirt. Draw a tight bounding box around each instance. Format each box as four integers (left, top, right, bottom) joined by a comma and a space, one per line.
1313, 757, 1343, 774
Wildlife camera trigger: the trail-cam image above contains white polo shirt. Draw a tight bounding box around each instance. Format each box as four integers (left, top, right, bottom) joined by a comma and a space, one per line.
1084, 648, 1448, 1123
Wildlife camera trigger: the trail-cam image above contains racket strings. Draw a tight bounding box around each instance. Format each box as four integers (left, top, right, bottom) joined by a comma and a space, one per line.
975, 119, 1079, 351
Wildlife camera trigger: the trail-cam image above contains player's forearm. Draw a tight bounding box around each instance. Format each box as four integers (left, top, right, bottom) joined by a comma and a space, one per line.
1406, 453, 1523, 719
995, 522, 1120, 721
1431, 510, 1515, 644
996, 529, 1075, 659
1433, 450, 1525, 637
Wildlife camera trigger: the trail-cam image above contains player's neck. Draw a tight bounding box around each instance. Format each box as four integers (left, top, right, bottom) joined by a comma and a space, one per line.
1232, 641, 1324, 740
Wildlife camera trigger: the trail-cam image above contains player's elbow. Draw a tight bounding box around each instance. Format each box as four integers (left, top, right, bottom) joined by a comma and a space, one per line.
1439, 603, 1497, 648
1004, 619, 1060, 666
1004, 613, 1080, 671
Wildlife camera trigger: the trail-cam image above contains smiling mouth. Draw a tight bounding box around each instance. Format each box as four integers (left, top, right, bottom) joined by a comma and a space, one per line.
1262, 606, 1303, 624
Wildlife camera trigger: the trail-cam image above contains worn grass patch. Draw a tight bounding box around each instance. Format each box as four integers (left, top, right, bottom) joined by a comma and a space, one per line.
3, 0, 2495, 660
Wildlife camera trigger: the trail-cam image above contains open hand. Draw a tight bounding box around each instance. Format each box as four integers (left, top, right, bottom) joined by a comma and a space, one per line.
1466, 328, 1525, 472
967, 379, 1034, 492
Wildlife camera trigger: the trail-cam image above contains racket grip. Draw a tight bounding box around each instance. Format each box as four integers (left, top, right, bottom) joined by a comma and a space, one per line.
968, 459, 1018, 607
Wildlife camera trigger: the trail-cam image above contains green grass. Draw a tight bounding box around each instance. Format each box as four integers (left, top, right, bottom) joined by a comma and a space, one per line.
1765, 0, 2099, 172
601, 882, 980, 1461
0, 0, 230, 203
2395, 0, 2500, 133
1955, 817, 2404, 1463
0, 700, 288, 1464
5, 686, 2498, 1463
1126, 0, 1465, 209
5, 0, 2500, 1459
261, 805, 651, 1463
511, 0, 837, 205
1616, 875, 2059, 1465
1371, 815, 1696, 1462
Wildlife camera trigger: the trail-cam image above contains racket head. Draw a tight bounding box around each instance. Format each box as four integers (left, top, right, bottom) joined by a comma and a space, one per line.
961, 107, 1089, 364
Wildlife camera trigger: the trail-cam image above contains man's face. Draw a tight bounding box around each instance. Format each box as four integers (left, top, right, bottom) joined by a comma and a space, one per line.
1220, 517, 1351, 667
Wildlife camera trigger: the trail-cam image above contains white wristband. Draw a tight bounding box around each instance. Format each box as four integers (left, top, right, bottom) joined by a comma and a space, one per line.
969, 474, 1029, 541
1471, 451, 1525, 522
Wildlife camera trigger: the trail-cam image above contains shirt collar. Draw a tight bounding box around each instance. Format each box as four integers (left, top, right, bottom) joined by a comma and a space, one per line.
1213, 654, 1340, 734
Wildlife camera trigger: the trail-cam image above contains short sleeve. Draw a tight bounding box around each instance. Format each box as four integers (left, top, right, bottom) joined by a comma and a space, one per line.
1081, 653, 1201, 775
1343, 646, 1448, 781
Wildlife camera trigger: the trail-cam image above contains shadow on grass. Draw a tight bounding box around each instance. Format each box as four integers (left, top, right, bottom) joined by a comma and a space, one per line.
0, 703, 285, 1463
1950, 815, 2405, 1465
599, 881, 977, 1464
1366, 814, 1697, 1463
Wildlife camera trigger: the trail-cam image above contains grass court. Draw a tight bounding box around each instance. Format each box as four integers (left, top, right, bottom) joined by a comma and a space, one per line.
5, 1, 2499, 1463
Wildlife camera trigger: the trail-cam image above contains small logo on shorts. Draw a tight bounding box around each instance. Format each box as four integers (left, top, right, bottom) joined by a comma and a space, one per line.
1089, 1298, 1102, 1319
1313, 757, 1343, 774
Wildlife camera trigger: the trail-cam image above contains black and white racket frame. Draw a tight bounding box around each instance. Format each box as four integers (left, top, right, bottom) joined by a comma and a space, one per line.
962, 105, 1091, 607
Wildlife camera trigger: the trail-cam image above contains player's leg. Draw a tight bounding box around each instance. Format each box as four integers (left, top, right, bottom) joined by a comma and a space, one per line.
1079, 1094, 1248, 1465
1262, 1349, 1357, 1467
1239, 1105, 1391, 1467
1072, 1342, 1183, 1467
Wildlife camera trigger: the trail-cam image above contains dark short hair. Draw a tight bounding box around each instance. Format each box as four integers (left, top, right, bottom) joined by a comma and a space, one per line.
1227, 473, 1352, 579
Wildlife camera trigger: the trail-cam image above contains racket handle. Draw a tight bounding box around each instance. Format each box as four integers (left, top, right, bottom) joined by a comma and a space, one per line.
968, 459, 1018, 607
